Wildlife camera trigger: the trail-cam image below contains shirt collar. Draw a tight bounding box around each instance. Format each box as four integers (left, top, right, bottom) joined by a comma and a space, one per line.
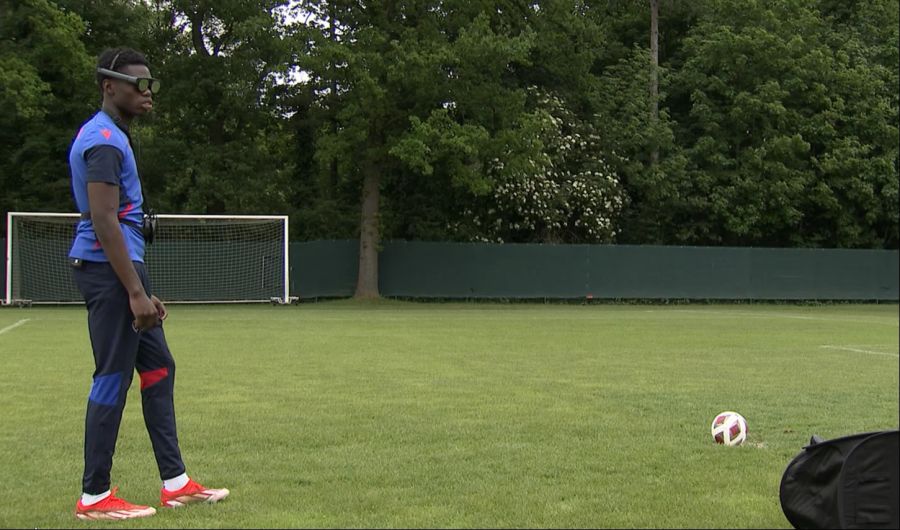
99, 109, 130, 134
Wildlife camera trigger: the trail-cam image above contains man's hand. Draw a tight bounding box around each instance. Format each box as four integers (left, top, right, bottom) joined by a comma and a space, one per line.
151, 294, 167, 321
130, 292, 159, 331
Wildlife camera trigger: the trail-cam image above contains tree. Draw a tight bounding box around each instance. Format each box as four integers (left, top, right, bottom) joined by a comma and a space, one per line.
0, 0, 94, 231
3, 0, 896, 253
582, 0, 696, 245
442, 88, 624, 243
649, 0, 659, 166
387, 2, 628, 245
813, 0, 899, 247
669, 0, 899, 247
55, 0, 157, 56
134, 1, 297, 217
302, 1, 564, 297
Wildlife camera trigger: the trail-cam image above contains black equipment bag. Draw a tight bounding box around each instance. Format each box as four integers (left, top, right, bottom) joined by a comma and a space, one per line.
779, 430, 899, 529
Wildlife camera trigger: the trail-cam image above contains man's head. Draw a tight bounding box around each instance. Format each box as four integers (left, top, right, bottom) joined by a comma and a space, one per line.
96, 48, 158, 119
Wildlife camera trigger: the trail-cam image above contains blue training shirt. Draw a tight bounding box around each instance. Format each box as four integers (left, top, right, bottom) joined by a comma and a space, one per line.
68, 110, 145, 263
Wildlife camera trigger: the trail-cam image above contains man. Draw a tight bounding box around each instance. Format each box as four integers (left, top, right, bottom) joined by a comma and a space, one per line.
69, 47, 229, 521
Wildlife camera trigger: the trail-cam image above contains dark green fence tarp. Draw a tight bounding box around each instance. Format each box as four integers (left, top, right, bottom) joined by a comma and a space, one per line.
2, 238, 898, 302
378, 241, 590, 298
291, 240, 359, 298
377, 242, 899, 300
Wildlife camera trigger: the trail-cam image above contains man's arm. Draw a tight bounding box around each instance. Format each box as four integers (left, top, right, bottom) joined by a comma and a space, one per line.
84, 146, 158, 330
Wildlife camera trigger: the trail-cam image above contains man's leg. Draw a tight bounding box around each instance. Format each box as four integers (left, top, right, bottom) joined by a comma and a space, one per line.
74, 261, 141, 495
133, 263, 229, 507
135, 324, 185, 481
72, 260, 155, 520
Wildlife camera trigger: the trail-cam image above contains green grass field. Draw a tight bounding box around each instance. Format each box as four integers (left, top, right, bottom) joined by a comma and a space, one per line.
0, 301, 897, 528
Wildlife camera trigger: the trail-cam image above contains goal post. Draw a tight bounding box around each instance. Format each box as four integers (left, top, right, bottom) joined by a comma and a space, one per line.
4, 212, 293, 305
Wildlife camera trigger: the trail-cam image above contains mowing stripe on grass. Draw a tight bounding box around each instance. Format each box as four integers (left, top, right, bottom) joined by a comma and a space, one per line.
646, 309, 899, 327
820, 345, 900, 358
0, 319, 30, 336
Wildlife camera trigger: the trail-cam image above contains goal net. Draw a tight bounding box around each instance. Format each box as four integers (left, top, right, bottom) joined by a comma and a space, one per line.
4, 212, 291, 305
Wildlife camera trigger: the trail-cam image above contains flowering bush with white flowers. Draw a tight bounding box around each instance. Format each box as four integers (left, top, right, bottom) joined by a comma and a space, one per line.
452, 89, 625, 243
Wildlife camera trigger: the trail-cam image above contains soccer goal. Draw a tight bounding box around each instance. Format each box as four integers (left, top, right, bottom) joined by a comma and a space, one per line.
4, 212, 293, 305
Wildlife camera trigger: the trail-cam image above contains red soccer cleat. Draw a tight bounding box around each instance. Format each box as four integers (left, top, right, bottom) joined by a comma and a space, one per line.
75, 487, 156, 520
160, 478, 230, 507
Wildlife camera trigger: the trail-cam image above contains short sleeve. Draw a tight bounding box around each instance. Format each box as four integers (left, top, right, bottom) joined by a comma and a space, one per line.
84, 145, 124, 185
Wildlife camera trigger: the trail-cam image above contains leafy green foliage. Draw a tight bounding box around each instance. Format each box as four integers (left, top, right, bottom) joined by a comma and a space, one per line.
135, 1, 297, 215
1, 0, 897, 249
668, 0, 899, 247
0, 0, 94, 217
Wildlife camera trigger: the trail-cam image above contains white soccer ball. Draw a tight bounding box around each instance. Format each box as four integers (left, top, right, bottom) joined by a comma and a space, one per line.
711, 411, 748, 446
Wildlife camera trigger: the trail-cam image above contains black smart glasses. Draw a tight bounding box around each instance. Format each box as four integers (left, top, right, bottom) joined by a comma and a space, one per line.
97, 67, 161, 94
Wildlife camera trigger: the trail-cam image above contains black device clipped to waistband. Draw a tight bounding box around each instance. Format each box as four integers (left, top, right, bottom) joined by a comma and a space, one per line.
80, 210, 157, 244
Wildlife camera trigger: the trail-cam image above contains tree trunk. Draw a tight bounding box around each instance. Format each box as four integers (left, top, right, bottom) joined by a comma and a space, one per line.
329, 1, 339, 194
649, 0, 660, 166
355, 160, 381, 299
188, 9, 210, 57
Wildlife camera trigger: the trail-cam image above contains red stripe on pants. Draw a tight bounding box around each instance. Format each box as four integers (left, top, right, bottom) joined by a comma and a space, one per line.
139, 367, 169, 390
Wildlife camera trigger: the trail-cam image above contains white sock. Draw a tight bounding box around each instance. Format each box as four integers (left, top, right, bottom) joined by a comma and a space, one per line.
163, 472, 189, 492
81, 490, 111, 506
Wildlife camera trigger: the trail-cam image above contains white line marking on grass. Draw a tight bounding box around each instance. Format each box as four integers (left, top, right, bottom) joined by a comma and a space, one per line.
0, 319, 30, 336
820, 345, 899, 358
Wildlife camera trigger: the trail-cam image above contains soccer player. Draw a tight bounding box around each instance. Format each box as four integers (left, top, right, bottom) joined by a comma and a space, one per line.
68, 47, 229, 521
